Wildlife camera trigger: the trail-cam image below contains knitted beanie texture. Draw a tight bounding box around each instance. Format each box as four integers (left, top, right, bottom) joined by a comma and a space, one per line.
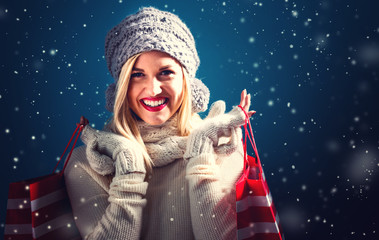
104, 7, 209, 113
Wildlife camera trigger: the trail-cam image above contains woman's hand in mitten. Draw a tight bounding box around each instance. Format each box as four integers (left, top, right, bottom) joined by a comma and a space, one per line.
184, 90, 255, 160
80, 123, 145, 176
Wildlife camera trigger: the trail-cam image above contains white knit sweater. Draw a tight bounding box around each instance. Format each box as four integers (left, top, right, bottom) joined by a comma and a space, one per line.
64, 115, 244, 240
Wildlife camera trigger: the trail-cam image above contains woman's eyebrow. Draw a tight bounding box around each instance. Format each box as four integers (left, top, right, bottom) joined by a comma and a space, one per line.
159, 65, 173, 70
132, 67, 144, 72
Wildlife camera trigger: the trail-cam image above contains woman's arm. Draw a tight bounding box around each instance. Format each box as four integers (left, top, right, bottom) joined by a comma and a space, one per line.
65, 127, 147, 239
185, 90, 253, 239
185, 132, 244, 240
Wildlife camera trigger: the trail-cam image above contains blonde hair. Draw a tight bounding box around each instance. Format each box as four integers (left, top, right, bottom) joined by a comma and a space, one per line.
108, 53, 194, 173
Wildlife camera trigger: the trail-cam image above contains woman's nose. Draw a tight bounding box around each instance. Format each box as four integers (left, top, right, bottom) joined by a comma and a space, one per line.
146, 77, 162, 96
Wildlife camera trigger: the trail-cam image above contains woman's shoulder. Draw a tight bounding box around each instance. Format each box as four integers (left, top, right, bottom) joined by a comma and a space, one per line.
68, 145, 87, 164
64, 145, 91, 174
64, 145, 112, 190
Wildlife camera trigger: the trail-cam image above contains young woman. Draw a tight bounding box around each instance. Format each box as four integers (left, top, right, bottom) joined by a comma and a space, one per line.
65, 7, 255, 240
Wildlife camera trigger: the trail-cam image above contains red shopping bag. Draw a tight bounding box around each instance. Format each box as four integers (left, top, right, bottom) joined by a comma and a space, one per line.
236, 106, 284, 240
4, 123, 84, 240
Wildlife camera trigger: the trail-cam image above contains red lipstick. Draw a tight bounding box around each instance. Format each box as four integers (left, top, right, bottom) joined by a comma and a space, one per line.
140, 97, 168, 112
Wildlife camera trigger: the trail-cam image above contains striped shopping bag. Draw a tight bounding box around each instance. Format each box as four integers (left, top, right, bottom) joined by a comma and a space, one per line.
4, 123, 84, 240
236, 106, 284, 240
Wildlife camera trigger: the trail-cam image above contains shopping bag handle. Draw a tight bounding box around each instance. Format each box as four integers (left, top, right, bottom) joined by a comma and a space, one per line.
238, 105, 262, 167
52, 116, 88, 175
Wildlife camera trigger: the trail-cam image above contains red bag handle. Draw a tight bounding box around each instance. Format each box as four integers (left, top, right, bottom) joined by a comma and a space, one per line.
238, 106, 283, 240
238, 105, 261, 167
52, 120, 87, 175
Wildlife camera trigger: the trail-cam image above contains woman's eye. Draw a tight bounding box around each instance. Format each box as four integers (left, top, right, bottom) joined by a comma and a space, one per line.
131, 72, 144, 78
160, 70, 174, 76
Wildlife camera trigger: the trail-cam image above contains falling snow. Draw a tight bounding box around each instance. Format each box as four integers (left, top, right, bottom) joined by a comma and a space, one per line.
1, 1, 378, 240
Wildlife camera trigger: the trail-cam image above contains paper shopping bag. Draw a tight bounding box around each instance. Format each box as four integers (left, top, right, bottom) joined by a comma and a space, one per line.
236, 107, 284, 240
4, 174, 81, 240
4, 124, 84, 240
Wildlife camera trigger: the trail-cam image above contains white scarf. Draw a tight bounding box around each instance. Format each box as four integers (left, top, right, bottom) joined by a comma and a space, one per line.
138, 114, 188, 167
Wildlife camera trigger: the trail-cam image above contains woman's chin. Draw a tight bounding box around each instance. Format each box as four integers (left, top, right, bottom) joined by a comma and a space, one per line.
141, 114, 170, 126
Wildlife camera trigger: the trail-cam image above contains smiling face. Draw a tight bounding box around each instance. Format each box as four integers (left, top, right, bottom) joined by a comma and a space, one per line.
127, 51, 184, 125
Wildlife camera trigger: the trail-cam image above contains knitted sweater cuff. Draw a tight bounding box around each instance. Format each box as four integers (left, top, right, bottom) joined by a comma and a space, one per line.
112, 172, 147, 186
109, 173, 148, 201
114, 150, 146, 175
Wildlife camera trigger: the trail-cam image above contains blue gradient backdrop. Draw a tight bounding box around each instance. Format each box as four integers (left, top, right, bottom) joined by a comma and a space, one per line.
1, 1, 378, 239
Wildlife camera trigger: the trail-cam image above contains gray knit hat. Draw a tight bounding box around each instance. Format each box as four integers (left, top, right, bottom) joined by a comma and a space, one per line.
104, 7, 209, 113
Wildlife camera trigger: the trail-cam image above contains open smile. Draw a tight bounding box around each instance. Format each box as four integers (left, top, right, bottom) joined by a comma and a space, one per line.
140, 97, 168, 112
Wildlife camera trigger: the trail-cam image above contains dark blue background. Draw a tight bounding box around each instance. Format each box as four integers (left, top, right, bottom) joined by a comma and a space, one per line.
1, 0, 378, 239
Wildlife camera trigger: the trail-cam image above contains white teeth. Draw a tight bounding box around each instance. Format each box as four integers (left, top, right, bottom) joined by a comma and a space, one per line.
143, 99, 166, 107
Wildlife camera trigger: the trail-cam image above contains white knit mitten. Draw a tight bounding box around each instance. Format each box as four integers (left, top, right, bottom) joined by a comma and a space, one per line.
81, 126, 146, 176
184, 100, 246, 160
